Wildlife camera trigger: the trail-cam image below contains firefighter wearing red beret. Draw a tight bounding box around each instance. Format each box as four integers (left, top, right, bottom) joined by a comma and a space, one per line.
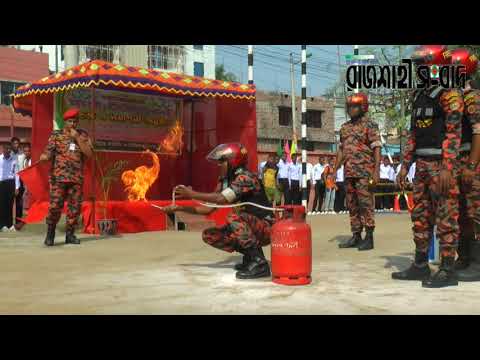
39, 108, 93, 246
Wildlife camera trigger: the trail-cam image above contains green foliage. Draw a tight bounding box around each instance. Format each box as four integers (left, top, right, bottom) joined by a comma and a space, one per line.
215, 64, 238, 82
94, 152, 129, 219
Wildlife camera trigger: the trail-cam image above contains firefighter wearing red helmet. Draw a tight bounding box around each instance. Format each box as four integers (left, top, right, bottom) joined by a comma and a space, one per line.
445, 48, 480, 282
393, 45, 464, 288
334, 92, 382, 251
39, 108, 94, 246
160, 142, 273, 279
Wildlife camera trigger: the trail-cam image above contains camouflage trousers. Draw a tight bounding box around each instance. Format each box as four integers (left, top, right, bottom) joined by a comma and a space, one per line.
345, 177, 375, 233
46, 182, 83, 230
411, 159, 459, 258
202, 212, 272, 253
458, 154, 480, 244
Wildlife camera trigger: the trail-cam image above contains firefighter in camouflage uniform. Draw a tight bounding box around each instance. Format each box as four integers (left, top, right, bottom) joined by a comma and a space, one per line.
334, 92, 382, 251
160, 143, 274, 279
393, 45, 464, 288
39, 108, 93, 246
445, 48, 480, 281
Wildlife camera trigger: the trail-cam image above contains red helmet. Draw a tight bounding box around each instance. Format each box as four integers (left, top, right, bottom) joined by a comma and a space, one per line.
206, 143, 248, 169
446, 48, 479, 76
411, 45, 449, 65
346, 92, 369, 113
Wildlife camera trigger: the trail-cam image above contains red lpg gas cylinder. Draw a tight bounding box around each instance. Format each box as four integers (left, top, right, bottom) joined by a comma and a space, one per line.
271, 205, 312, 285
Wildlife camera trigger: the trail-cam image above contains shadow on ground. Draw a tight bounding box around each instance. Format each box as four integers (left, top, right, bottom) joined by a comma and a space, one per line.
180, 256, 272, 270
328, 235, 352, 244
380, 252, 414, 270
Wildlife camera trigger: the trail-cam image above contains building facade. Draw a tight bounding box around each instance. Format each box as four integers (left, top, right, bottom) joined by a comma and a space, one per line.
0, 46, 49, 144
256, 90, 336, 164
62, 45, 216, 79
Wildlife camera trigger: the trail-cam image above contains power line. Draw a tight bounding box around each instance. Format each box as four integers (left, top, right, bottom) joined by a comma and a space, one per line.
216, 46, 338, 81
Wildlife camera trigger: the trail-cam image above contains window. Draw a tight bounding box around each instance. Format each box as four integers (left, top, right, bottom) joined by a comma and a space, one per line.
278, 106, 292, 127
82, 45, 119, 63
0, 81, 25, 106
148, 45, 186, 73
193, 45, 204, 51
194, 62, 204, 77
307, 109, 323, 128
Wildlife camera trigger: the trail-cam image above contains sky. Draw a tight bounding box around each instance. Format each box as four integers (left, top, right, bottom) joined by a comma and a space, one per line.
23, 45, 357, 96
215, 45, 355, 96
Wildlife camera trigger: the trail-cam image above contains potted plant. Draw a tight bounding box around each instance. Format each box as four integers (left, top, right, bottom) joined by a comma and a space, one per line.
94, 153, 129, 235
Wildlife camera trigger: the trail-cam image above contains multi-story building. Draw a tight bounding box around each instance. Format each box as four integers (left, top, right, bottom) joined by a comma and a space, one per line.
62, 45, 216, 78
256, 90, 336, 163
0, 46, 49, 144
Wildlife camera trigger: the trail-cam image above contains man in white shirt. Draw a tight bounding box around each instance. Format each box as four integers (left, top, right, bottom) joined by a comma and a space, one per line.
11, 138, 27, 227
0, 143, 20, 231
312, 157, 326, 213
277, 153, 291, 205
334, 165, 346, 213
377, 157, 396, 210
288, 154, 302, 205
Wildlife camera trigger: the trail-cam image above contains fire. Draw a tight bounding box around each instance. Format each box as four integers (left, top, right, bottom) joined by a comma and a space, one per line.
159, 120, 184, 155
121, 150, 160, 201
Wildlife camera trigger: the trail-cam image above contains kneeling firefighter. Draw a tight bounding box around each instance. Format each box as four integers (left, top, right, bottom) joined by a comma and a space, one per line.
160, 143, 274, 279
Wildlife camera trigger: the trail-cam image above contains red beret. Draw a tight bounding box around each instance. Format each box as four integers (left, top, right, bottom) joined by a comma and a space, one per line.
63, 108, 80, 120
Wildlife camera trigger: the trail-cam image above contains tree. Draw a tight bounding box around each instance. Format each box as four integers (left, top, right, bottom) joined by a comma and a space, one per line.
215, 64, 238, 82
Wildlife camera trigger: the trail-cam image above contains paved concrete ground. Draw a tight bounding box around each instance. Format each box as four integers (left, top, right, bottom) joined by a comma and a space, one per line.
1, 212, 480, 315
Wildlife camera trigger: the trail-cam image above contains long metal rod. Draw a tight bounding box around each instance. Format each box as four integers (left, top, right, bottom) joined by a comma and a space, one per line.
301, 45, 308, 210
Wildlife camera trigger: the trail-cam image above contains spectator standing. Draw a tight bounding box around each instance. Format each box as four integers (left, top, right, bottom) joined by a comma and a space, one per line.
0, 143, 20, 231
334, 164, 346, 214
262, 154, 281, 206
11, 137, 25, 227
311, 157, 326, 213
288, 154, 302, 205
377, 157, 396, 211
322, 158, 336, 214
277, 153, 291, 205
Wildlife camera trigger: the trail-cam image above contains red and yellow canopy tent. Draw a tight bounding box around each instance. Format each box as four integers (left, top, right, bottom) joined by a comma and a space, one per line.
13, 60, 257, 234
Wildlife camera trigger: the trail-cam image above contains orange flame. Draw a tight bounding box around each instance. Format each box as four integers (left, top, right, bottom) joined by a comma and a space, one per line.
121, 150, 160, 201
159, 120, 184, 155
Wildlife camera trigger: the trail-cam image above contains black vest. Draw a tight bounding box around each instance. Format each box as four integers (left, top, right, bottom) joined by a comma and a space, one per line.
411, 87, 446, 150
231, 168, 273, 220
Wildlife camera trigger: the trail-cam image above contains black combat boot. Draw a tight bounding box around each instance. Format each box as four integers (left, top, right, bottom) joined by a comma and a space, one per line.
44, 224, 56, 247
422, 256, 458, 288
358, 227, 374, 251
65, 227, 80, 245
455, 236, 471, 271
339, 232, 362, 248
458, 240, 480, 282
234, 247, 265, 271
235, 247, 271, 279
392, 251, 431, 280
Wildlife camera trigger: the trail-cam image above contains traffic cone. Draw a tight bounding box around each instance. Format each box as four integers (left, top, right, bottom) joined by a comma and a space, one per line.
393, 194, 401, 213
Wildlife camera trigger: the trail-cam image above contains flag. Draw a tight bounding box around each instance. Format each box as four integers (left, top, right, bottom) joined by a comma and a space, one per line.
290, 133, 297, 157
18, 161, 51, 203
284, 138, 291, 163
276, 140, 283, 157
53, 92, 65, 130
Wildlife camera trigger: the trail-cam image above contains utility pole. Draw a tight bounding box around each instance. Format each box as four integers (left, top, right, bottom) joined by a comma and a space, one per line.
337, 45, 348, 121
399, 45, 405, 163
290, 52, 297, 136
55, 45, 59, 73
